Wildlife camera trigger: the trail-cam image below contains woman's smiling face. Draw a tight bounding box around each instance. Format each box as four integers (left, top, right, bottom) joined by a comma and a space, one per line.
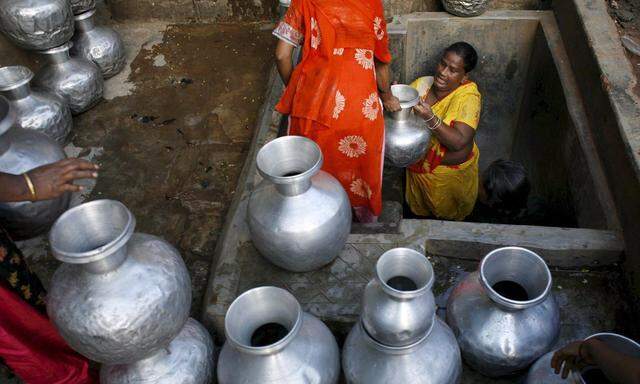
434, 51, 467, 92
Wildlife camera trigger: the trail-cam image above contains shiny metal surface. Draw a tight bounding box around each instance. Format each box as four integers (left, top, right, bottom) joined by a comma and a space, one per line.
47, 200, 192, 364
361, 248, 436, 347
71, 9, 126, 79
442, 0, 489, 17
247, 136, 352, 272
446, 247, 560, 377
218, 286, 340, 384
384, 84, 431, 168
33, 42, 104, 114
0, 0, 73, 50
101, 318, 216, 384
525, 333, 640, 384
70, 0, 96, 15
343, 319, 461, 384
0, 96, 69, 240
0, 66, 72, 144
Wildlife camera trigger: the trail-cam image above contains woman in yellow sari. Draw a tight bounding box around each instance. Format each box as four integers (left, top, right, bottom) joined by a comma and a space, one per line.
406, 42, 482, 220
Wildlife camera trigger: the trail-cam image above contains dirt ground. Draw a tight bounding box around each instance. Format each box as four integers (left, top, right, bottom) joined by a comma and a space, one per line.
607, 0, 640, 93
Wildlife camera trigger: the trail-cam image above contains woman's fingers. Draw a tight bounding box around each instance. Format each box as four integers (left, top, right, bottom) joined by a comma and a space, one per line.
561, 358, 573, 379
59, 184, 84, 193
61, 170, 98, 182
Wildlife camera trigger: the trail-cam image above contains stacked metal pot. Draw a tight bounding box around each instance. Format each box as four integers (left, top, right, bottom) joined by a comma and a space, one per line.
441, 0, 489, 17
343, 248, 462, 383
46, 200, 215, 383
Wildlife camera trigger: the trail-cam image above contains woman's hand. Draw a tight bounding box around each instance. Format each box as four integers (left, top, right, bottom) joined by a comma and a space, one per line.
551, 340, 594, 379
28, 158, 99, 201
380, 91, 401, 112
413, 98, 435, 121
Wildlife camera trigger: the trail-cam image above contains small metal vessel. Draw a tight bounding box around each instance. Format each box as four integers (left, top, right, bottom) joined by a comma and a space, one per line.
442, 0, 489, 17
47, 200, 192, 364
247, 136, 352, 272
33, 42, 104, 114
361, 248, 436, 347
0, 96, 70, 240
446, 247, 560, 377
71, 9, 126, 79
218, 286, 340, 383
0, 0, 74, 50
384, 84, 431, 168
100, 318, 216, 384
0, 66, 72, 144
525, 333, 640, 383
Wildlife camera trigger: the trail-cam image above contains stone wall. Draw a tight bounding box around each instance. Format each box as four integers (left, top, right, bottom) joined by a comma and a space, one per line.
104, 0, 551, 21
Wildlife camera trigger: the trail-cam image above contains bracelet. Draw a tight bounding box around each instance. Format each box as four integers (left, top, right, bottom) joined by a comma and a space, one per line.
424, 114, 438, 123
22, 172, 37, 201
427, 117, 442, 131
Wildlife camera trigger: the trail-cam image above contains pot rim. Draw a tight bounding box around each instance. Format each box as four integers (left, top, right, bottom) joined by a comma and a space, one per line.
40, 42, 73, 55
74, 7, 97, 21
49, 199, 135, 265
256, 135, 323, 186
390, 84, 420, 109
359, 315, 435, 353
224, 286, 303, 355
0, 66, 33, 92
375, 247, 434, 299
479, 246, 552, 310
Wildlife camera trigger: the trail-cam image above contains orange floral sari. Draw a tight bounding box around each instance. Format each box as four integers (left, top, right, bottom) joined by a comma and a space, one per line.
274, 0, 391, 216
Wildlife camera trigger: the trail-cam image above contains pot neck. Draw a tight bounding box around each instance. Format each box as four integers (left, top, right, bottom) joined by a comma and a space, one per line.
375, 248, 434, 300
43, 48, 71, 65
75, 14, 96, 32
388, 107, 413, 122
361, 317, 435, 354
0, 97, 15, 153
1, 82, 31, 101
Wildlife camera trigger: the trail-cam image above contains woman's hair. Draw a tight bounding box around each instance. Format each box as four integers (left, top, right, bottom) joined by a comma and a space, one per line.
444, 42, 478, 73
482, 159, 530, 215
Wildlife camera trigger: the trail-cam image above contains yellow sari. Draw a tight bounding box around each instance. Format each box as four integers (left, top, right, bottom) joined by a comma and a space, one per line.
405, 76, 482, 220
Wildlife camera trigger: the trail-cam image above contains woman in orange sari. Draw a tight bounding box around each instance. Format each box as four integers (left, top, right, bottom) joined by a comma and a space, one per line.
273, 0, 400, 222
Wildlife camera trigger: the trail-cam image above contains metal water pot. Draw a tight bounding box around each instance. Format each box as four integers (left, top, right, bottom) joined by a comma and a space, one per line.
33, 42, 104, 114
361, 248, 436, 347
525, 333, 640, 384
218, 286, 341, 384
71, 9, 126, 79
446, 247, 560, 377
384, 84, 431, 168
247, 136, 352, 272
101, 318, 216, 384
343, 318, 462, 383
0, 96, 69, 240
0, 66, 72, 144
70, 0, 96, 15
441, 0, 489, 17
47, 200, 192, 364
0, 0, 74, 50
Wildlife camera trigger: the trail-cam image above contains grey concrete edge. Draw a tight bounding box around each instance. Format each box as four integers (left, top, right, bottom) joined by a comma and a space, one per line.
201, 63, 284, 334
571, 0, 640, 180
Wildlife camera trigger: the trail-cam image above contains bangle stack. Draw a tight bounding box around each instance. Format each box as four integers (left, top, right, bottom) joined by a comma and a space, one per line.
425, 114, 442, 131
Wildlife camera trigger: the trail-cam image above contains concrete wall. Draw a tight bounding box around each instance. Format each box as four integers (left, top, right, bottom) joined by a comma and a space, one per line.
104, 0, 551, 21
555, 0, 640, 327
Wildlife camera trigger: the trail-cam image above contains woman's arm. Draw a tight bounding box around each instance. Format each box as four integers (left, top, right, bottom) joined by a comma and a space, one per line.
0, 158, 98, 202
275, 40, 295, 85
375, 60, 400, 112
414, 98, 475, 152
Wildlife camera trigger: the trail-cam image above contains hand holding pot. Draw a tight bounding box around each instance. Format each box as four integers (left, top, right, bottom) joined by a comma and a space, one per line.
381, 92, 401, 112
413, 98, 435, 121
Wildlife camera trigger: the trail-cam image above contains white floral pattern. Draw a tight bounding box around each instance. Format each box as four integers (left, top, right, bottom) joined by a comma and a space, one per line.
362, 93, 380, 121
350, 178, 372, 199
338, 135, 367, 158
333, 48, 344, 56
310, 17, 321, 49
374, 17, 384, 40
333, 90, 345, 119
355, 49, 374, 70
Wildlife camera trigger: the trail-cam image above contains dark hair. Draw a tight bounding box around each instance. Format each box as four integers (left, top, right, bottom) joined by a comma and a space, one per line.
444, 42, 478, 73
482, 159, 530, 215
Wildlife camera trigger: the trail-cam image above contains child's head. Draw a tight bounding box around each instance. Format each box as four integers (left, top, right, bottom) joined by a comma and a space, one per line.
480, 159, 530, 215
